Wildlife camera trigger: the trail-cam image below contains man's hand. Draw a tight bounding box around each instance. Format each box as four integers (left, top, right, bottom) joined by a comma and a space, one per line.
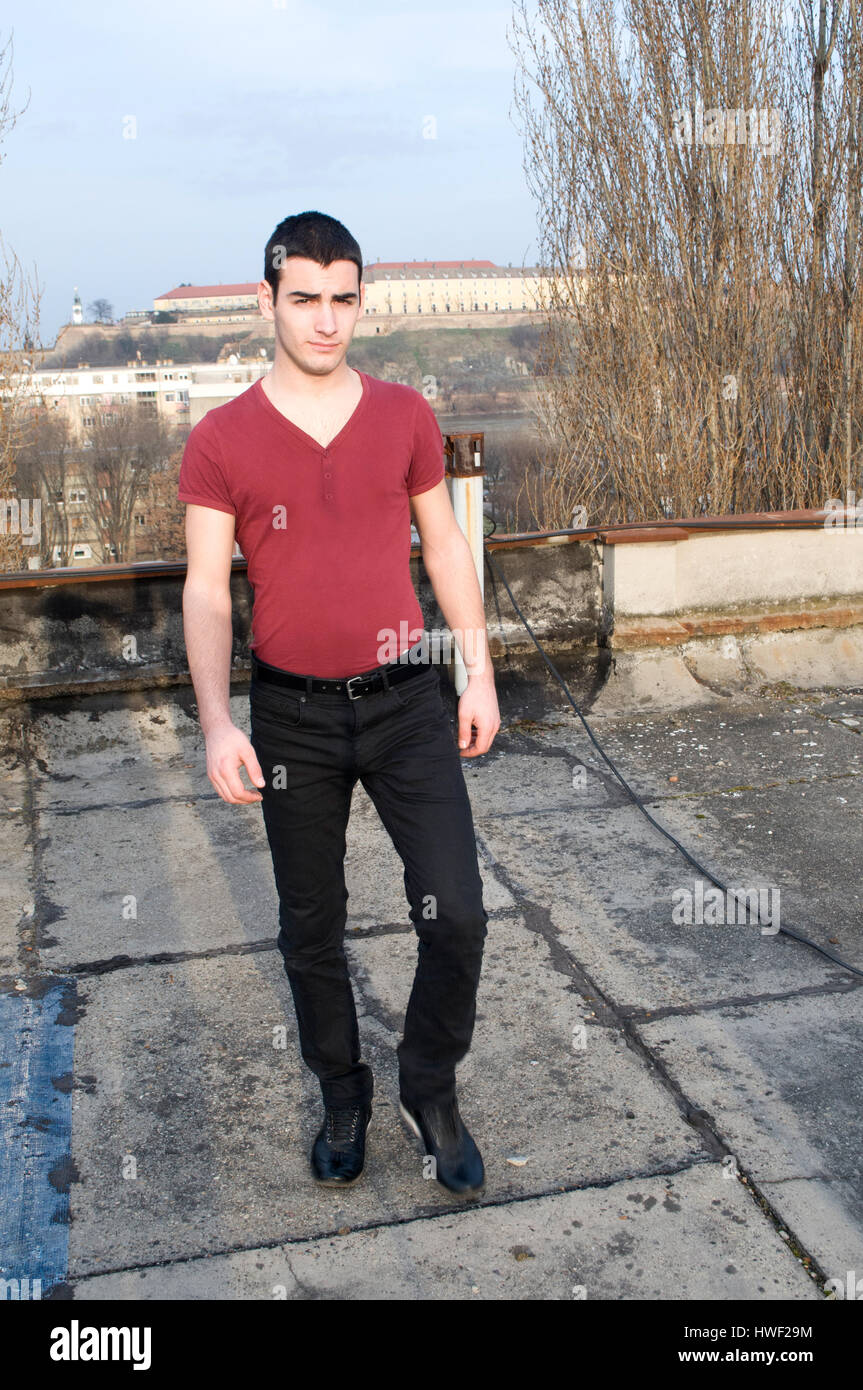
456, 675, 501, 757
205, 721, 267, 803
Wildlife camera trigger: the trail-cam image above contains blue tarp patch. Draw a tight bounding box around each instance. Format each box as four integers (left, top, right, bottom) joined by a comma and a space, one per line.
0, 982, 77, 1299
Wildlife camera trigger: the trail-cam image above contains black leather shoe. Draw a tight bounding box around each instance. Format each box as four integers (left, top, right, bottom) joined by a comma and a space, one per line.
310, 1102, 373, 1186
399, 1095, 485, 1195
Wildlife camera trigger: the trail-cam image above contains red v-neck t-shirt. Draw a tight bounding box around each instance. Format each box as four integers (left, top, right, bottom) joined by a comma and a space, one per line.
177, 369, 445, 677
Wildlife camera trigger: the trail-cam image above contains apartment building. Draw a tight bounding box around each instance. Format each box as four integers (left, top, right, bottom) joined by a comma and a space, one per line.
9, 357, 272, 437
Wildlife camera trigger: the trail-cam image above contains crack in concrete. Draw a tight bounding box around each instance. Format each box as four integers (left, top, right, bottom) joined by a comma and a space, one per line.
19, 920, 420, 984
14, 714, 69, 976
471, 830, 832, 1293
61, 1152, 719, 1289
622, 976, 859, 1022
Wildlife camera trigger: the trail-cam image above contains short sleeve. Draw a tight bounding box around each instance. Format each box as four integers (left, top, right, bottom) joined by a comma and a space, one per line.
177, 419, 236, 515
406, 392, 446, 497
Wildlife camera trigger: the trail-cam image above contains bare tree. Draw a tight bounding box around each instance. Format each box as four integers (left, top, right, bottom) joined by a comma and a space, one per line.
12, 406, 77, 566
510, 0, 863, 526
0, 31, 42, 571
145, 446, 187, 560
87, 298, 114, 324
779, 0, 863, 498
837, 0, 863, 492
78, 405, 176, 563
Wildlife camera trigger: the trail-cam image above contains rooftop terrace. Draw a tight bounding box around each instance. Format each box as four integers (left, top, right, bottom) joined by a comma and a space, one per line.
1, 517, 862, 1300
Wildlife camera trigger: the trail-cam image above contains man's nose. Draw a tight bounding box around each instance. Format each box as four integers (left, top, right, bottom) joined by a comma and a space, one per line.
314, 302, 338, 334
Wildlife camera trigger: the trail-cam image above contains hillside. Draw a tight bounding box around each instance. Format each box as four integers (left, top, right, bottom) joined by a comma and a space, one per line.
39, 321, 546, 413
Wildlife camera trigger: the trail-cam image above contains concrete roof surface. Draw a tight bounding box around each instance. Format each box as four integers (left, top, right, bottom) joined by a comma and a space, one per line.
2, 671, 861, 1300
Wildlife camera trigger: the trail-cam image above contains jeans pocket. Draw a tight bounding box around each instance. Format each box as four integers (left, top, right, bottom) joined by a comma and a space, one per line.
392, 666, 441, 710
250, 681, 304, 727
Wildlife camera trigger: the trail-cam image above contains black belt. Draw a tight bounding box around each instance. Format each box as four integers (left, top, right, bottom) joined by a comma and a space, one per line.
251, 641, 434, 700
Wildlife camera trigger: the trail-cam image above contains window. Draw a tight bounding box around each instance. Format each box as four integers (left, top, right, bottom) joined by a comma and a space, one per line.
80, 396, 92, 406
165, 392, 175, 402
92, 375, 103, 384
69, 488, 87, 503
134, 514, 146, 526
83, 416, 94, 427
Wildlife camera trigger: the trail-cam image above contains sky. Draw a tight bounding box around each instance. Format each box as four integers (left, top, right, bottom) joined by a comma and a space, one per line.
0, 0, 542, 346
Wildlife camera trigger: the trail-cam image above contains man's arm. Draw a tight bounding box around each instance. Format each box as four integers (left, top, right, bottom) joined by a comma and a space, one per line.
182, 503, 265, 803
409, 480, 500, 756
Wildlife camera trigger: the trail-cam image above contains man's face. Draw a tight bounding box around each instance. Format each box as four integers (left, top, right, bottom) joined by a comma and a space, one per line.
257, 256, 364, 376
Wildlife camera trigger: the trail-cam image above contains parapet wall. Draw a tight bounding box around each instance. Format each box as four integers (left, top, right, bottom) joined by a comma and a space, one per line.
596, 512, 863, 709
1, 512, 860, 709
0, 538, 602, 705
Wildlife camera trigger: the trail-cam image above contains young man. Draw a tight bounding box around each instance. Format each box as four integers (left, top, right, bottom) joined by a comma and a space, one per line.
178, 211, 499, 1197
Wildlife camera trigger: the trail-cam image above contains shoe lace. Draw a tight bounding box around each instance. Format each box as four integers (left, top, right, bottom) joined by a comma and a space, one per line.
325, 1105, 363, 1148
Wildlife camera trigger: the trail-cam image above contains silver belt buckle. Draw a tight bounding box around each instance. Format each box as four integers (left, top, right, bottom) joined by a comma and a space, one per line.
345, 674, 366, 700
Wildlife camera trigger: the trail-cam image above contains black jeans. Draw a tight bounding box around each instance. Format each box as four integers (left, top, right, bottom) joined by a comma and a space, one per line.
249, 653, 489, 1112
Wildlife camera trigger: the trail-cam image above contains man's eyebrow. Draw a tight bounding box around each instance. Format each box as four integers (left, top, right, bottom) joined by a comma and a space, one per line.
285, 290, 358, 299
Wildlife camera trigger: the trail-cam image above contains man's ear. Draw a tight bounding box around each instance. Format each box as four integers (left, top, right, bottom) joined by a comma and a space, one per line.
258, 278, 274, 320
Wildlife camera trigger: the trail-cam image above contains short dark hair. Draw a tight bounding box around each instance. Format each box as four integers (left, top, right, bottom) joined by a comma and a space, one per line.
263, 211, 363, 302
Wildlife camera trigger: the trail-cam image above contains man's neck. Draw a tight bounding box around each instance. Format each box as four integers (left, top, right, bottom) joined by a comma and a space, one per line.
266, 353, 356, 401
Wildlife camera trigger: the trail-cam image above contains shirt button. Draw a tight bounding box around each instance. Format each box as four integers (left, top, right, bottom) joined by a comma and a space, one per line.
324, 471, 331, 478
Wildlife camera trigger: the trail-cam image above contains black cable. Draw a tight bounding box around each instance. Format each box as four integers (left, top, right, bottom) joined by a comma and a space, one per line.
482, 534, 863, 979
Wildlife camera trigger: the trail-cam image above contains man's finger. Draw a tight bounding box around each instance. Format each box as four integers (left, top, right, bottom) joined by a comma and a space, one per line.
241, 746, 267, 789
218, 756, 262, 803
209, 769, 236, 803
460, 723, 484, 756
459, 716, 500, 757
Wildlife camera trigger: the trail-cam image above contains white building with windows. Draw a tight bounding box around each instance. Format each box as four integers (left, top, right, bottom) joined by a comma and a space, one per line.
150, 261, 551, 321
7, 356, 271, 436
359, 260, 546, 315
